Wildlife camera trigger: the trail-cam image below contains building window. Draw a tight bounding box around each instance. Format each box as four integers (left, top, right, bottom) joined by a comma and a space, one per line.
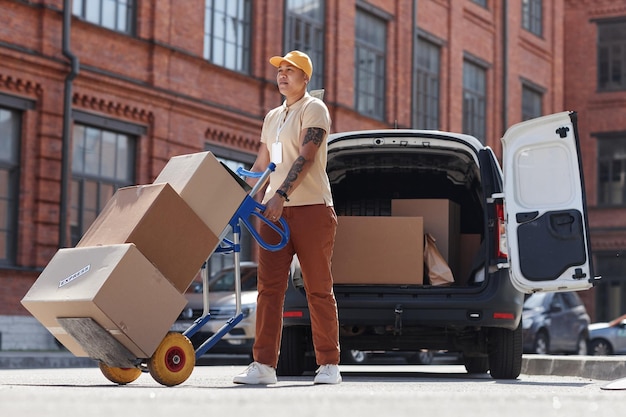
594, 252, 626, 321
521, 83, 543, 121
204, 0, 252, 73
462, 60, 487, 142
204, 144, 255, 276
72, 0, 134, 34
0, 108, 20, 265
522, 0, 542, 37
413, 37, 440, 129
472, 0, 487, 8
71, 124, 135, 245
598, 135, 626, 206
598, 20, 626, 92
284, 0, 325, 91
355, 8, 387, 120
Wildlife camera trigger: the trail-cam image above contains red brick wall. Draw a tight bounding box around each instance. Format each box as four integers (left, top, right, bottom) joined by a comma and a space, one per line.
0, 0, 582, 316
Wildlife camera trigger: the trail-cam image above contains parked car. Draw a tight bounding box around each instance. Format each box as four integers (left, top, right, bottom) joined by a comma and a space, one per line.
588, 314, 626, 355
522, 292, 590, 355
278, 111, 596, 380
171, 262, 258, 356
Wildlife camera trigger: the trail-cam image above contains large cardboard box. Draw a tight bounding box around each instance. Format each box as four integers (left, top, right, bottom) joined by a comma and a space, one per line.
21, 244, 187, 359
153, 151, 249, 237
77, 183, 217, 293
391, 199, 460, 277
332, 216, 424, 285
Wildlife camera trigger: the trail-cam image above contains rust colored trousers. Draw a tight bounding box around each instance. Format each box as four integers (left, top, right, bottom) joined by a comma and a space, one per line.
253, 204, 340, 368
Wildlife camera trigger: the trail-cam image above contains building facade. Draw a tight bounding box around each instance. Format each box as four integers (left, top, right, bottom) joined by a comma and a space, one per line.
564, 0, 626, 322
0, 0, 620, 348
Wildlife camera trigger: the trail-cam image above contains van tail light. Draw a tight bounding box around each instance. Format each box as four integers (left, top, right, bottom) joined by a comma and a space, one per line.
283, 311, 303, 318
495, 202, 508, 259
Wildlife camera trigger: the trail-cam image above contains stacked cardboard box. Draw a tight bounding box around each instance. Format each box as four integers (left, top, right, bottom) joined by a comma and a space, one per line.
332, 216, 424, 285
21, 151, 248, 360
391, 199, 461, 280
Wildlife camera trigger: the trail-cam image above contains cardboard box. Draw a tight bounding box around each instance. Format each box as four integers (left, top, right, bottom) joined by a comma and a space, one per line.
153, 151, 249, 237
332, 216, 424, 285
77, 183, 217, 293
391, 199, 460, 277
21, 244, 187, 359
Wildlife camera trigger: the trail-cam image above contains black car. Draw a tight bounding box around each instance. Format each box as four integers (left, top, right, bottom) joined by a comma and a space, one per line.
522, 292, 590, 355
278, 112, 596, 379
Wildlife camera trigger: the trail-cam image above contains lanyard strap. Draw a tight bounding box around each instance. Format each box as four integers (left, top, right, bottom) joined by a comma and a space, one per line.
275, 107, 293, 143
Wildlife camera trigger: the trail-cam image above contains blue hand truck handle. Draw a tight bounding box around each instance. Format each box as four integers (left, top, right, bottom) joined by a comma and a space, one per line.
237, 196, 290, 252
237, 163, 276, 179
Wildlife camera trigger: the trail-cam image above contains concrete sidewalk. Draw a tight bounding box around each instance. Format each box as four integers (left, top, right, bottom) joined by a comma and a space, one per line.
1, 350, 625, 381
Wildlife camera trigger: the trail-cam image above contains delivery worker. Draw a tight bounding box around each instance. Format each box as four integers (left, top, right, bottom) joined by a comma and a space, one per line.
233, 50, 341, 385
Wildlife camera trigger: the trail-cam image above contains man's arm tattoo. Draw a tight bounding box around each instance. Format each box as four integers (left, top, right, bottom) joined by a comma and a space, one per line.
282, 156, 306, 193
280, 128, 325, 193
303, 127, 325, 146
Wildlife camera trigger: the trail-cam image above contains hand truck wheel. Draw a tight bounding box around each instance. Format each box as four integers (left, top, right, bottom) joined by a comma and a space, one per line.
147, 332, 195, 386
99, 362, 142, 385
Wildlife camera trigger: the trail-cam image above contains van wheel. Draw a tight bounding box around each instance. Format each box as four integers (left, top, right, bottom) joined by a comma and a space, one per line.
488, 322, 523, 379
277, 326, 308, 376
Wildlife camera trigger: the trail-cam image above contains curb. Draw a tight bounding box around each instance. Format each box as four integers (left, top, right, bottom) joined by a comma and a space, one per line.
521, 354, 626, 380
0, 351, 97, 369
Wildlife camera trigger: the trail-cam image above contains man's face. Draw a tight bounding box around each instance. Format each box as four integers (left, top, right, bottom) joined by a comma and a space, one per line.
276, 62, 308, 96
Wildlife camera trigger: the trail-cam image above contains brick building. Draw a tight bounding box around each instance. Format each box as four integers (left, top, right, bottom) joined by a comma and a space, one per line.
564, 0, 626, 322
0, 0, 622, 349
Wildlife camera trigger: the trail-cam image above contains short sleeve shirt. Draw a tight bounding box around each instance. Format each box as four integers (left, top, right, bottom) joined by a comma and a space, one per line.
260, 92, 333, 207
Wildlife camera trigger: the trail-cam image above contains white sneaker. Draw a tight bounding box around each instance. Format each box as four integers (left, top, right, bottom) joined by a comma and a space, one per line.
313, 364, 342, 384
233, 362, 277, 384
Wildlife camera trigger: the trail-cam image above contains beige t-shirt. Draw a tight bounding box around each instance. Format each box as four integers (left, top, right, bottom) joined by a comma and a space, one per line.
260, 92, 333, 207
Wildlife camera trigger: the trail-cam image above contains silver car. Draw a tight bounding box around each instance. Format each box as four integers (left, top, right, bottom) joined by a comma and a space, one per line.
171, 262, 258, 356
588, 314, 626, 355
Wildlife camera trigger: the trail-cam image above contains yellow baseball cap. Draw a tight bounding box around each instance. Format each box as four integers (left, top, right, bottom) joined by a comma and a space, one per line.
269, 50, 313, 78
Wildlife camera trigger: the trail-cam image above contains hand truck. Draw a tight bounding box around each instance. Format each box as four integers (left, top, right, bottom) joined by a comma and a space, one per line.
96, 163, 289, 386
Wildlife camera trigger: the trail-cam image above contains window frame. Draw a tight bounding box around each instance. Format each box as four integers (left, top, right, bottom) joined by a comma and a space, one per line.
462, 57, 488, 142
204, 0, 252, 73
0, 94, 33, 266
283, 0, 326, 91
597, 19, 626, 92
354, 5, 388, 121
596, 132, 626, 207
521, 79, 544, 121
522, 0, 543, 37
413, 33, 442, 129
72, 0, 135, 34
70, 113, 140, 246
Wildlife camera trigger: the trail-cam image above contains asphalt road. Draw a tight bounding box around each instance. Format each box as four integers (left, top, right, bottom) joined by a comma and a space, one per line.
1, 363, 625, 417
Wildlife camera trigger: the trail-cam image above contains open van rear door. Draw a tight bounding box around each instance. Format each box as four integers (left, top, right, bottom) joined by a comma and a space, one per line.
501, 111, 596, 293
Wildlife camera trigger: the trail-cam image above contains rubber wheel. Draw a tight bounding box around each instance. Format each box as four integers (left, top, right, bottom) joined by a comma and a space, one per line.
147, 332, 195, 386
589, 339, 613, 356
99, 362, 142, 385
488, 321, 523, 380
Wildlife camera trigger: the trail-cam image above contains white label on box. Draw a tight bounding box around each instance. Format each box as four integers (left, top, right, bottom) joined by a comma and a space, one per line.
58, 264, 91, 288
